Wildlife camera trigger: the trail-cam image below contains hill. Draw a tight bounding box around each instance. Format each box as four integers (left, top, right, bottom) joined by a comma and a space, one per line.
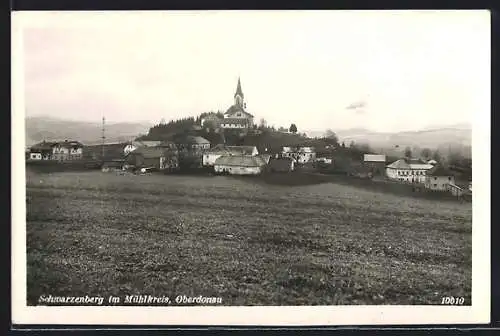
326, 124, 471, 150
25, 116, 151, 146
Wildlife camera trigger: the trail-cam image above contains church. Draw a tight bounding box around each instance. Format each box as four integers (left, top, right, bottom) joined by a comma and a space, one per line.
220, 78, 255, 129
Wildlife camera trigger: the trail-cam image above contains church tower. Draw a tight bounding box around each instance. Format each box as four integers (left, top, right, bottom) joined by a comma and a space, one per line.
234, 77, 244, 108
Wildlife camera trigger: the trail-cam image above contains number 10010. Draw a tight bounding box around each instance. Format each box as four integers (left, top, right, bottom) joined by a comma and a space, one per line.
441, 296, 465, 305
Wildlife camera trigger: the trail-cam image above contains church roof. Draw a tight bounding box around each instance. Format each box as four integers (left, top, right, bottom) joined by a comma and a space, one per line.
224, 105, 254, 117
234, 77, 244, 98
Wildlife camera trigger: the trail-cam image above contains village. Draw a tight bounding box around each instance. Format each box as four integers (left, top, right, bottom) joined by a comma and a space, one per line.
26, 78, 472, 200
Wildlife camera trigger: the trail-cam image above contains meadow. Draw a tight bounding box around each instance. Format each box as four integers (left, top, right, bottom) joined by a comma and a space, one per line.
25, 169, 472, 305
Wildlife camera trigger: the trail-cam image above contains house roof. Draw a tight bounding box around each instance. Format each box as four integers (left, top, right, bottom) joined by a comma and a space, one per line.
387, 158, 433, 170
214, 155, 267, 167
298, 147, 315, 153
426, 165, 455, 176
31, 141, 58, 150
127, 147, 165, 159
225, 146, 257, 155
32, 140, 84, 150
364, 154, 386, 162
132, 140, 162, 147
386, 159, 410, 169
224, 105, 254, 118
206, 145, 257, 156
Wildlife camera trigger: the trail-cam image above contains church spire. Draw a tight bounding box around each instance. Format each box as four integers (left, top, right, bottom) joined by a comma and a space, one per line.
234, 77, 244, 107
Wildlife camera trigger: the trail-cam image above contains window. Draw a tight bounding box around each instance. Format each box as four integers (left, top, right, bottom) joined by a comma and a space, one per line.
433, 184, 437, 187
434, 177, 437, 180
448, 177, 452, 181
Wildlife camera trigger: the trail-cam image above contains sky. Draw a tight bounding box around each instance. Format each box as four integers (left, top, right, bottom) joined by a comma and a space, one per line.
14, 10, 490, 132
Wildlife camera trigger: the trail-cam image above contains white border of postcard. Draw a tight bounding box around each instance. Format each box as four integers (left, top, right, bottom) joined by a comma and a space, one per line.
11, 10, 491, 326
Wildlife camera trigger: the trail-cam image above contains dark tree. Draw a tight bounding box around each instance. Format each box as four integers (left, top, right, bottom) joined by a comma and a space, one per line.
341, 142, 346, 148
404, 146, 412, 158
289, 123, 298, 133
421, 148, 432, 160
324, 129, 339, 146
432, 150, 441, 162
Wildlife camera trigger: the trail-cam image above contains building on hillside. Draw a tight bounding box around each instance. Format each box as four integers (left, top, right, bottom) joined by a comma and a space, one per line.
202, 145, 258, 166
214, 155, 267, 175
386, 158, 434, 183
29, 141, 58, 160
30, 140, 84, 161
363, 154, 386, 176
268, 157, 295, 172
176, 136, 211, 151
84, 142, 128, 161
427, 159, 438, 165
424, 165, 456, 191
124, 140, 164, 155
280, 146, 316, 164
468, 181, 472, 192
446, 183, 464, 197
316, 151, 334, 164
220, 78, 254, 129
101, 160, 126, 172
124, 147, 178, 170
201, 113, 222, 130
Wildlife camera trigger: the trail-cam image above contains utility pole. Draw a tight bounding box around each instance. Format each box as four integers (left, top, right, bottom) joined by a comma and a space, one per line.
101, 116, 106, 163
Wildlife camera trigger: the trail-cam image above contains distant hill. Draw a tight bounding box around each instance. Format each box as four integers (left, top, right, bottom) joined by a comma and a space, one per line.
306, 124, 471, 150
25, 116, 152, 146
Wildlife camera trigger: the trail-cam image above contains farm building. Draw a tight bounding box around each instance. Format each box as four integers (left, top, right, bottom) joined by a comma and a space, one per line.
124, 147, 178, 171
123, 140, 164, 155
101, 160, 125, 172
446, 183, 465, 197
202, 145, 259, 166
30, 140, 84, 161
424, 165, 455, 191
316, 151, 334, 164
268, 157, 295, 172
297, 147, 316, 164
214, 155, 267, 175
281, 146, 316, 164
176, 136, 211, 151
83, 142, 128, 161
363, 154, 386, 176
386, 158, 433, 183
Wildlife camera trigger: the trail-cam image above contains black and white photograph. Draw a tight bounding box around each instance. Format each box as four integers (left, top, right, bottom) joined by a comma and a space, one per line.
12, 10, 490, 326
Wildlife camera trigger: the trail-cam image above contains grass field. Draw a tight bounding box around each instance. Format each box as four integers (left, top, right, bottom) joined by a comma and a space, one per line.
26, 169, 472, 306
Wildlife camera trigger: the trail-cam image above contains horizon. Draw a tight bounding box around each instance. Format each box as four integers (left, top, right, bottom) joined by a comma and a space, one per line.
15, 11, 488, 133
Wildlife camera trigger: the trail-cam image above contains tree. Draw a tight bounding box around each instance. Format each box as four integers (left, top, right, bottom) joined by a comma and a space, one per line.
432, 150, 441, 162
421, 148, 432, 160
349, 141, 355, 148
259, 118, 267, 129
324, 129, 339, 146
341, 142, 346, 148
404, 146, 412, 159
289, 123, 298, 134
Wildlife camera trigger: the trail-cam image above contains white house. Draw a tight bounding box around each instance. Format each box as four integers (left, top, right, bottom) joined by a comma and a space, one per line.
297, 147, 316, 164
214, 155, 267, 175
281, 146, 316, 164
29, 153, 42, 160
386, 158, 434, 183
